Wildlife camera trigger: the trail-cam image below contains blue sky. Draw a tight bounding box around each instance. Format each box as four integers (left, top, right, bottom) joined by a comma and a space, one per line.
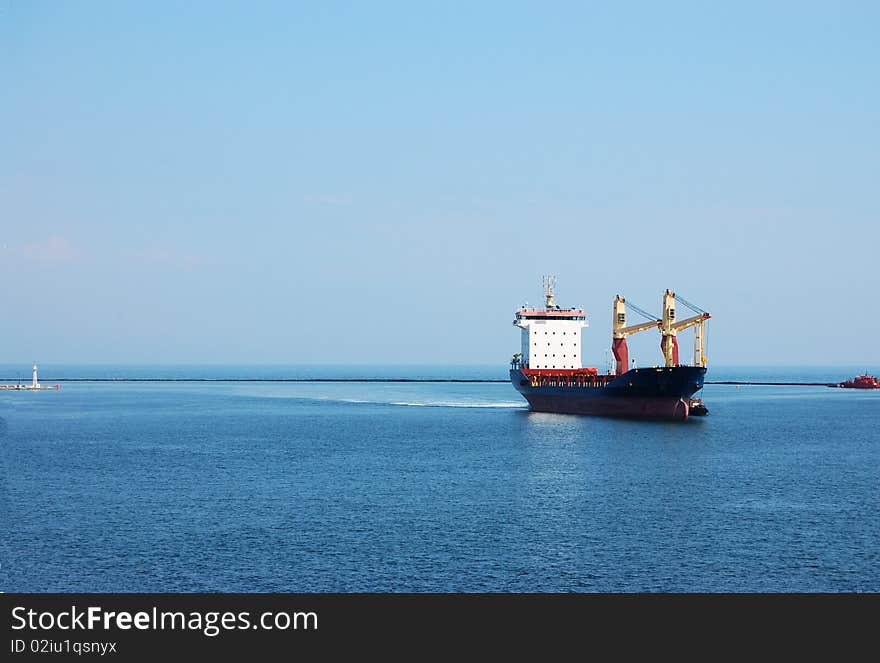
1, 1, 878, 365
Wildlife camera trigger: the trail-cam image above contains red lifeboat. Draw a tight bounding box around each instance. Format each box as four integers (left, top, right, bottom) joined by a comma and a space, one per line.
839, 374, 880, 389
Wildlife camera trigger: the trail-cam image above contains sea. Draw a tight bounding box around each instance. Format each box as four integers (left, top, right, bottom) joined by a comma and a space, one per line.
0, 364, 877, 592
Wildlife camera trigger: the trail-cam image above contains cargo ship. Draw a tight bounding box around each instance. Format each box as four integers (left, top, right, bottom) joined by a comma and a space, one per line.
509, 277, 710, 420
837, 373, 879, 389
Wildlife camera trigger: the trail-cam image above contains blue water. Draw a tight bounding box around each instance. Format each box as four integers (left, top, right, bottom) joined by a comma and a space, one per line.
1, 366, 877, 592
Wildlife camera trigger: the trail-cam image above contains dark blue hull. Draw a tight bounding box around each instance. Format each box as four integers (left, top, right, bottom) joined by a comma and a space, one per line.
510, 366, 707, 420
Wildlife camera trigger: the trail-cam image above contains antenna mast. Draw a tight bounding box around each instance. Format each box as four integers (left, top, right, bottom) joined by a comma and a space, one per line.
543, 275, 557, 309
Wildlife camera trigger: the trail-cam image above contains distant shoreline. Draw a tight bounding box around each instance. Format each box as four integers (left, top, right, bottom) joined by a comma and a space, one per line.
0, 377, 839, 386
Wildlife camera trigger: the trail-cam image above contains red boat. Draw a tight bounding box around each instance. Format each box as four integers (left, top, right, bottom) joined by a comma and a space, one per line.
838, 373, 880, 389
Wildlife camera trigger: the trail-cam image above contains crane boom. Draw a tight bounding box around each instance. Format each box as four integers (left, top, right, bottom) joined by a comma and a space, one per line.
670, 312, 711, 333
617, 319, 661, 335
670, 311, 711, 367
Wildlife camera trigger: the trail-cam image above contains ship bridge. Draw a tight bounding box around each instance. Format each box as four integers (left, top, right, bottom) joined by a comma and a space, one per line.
514, 308, 587, 322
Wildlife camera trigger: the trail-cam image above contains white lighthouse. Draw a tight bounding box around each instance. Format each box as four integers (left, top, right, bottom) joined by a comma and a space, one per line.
0, 362, 59, 391
513, 276, 588, 370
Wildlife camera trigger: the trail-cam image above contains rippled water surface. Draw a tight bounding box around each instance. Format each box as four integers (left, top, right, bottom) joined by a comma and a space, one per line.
1, 366, 877, 591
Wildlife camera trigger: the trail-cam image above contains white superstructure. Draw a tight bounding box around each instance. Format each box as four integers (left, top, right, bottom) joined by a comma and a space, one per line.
513, 276, 588, 370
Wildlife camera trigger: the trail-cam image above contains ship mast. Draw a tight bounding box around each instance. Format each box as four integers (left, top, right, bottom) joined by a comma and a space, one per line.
660, 289, 679, 367
543, 275, 558, 310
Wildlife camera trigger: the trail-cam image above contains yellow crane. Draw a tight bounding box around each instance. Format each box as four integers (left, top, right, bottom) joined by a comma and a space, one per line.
611, 295, 661, 375
660, 290, 711, 368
